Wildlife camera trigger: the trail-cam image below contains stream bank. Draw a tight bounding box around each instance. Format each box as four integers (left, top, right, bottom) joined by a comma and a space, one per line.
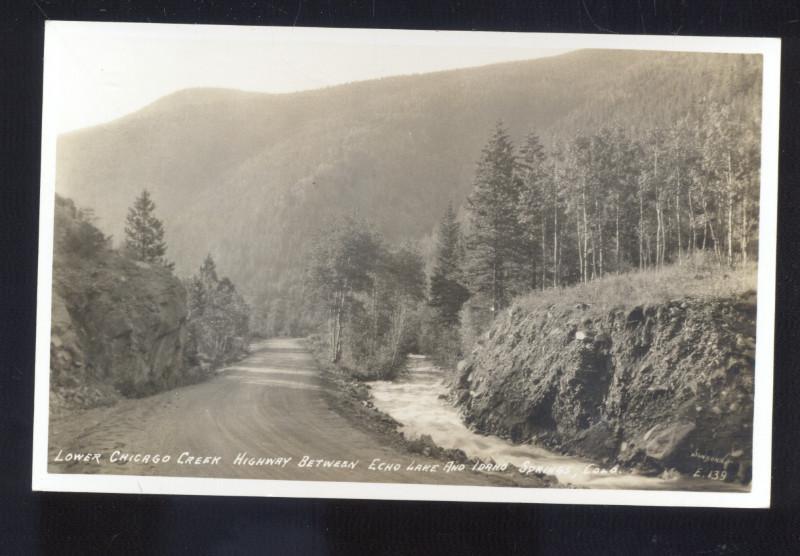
303, 335, 555, 488
453, 291, 757, 488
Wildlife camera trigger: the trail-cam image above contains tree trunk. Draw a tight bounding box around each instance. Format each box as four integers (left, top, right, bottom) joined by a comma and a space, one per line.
655, 201, 662, 268
582, 181, 589, 283
598, 205, 604, 277
741, 194, 748, 264
575, 204, 584, 282
615, 191, 620, 273
675, 187, 683, 265
708, 210, 721, 264
370, 281, 379, 357
727, 151, 734, 267
541, 212, 547, 290
654, 149, 663, 268
492, 258, 498, 313
699, 182, 711, 256
329, 296, 336, 362
639, 179, 645, 270
688, 186, 696, 254
331, 279, 349, 363
553, 165, 559, 287
593, 196, 600, 279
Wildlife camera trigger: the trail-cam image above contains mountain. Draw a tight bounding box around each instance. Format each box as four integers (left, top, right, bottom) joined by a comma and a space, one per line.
55, 49, 762, 296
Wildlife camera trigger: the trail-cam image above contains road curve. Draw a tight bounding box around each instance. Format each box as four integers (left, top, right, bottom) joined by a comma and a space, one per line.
48, 338, 501, 485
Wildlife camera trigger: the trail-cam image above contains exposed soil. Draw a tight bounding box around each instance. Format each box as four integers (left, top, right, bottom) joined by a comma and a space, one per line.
454, 291, 757, 485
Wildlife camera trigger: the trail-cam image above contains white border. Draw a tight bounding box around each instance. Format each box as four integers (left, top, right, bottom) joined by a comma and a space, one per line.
33, 22, 781, 508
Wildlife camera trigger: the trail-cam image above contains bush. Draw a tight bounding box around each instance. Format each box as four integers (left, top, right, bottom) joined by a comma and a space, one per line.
340, 314, 406, 381
54, 195, 110, 259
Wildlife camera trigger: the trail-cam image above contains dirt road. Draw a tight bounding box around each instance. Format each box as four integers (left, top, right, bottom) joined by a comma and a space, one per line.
48, 338, 507, 485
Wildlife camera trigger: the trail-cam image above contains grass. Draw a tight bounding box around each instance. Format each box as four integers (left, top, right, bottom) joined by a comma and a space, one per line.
514, 255, 758, 316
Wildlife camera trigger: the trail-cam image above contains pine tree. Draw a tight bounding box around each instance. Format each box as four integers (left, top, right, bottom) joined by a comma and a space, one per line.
465, 122, 526, 313
199, 253, 218, 285
124, 189, 172, 269
429, 203, 470, 325
185, 253, 250, 365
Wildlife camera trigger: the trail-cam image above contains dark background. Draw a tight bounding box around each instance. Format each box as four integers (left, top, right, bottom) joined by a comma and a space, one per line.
2, 1, 799, 554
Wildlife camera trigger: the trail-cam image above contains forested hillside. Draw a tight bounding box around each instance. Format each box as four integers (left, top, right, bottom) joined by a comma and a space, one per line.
55, 49, 762, 337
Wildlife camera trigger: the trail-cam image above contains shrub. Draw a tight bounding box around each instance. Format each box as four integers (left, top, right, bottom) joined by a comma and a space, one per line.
54, 195, 110, 259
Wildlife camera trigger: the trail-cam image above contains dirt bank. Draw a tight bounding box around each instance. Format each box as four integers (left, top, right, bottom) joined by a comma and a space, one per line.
454, 290, 757, 484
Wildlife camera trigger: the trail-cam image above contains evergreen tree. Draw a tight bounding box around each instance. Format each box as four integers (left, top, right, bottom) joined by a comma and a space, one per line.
465, 122, 526, 313
429, 203, 470, 325
199, 253, 218, 285
124, 189, 172, 269
185, 253, 250, 365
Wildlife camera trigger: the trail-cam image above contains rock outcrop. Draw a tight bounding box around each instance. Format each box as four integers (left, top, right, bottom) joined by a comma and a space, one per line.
453, 293, 757, 483
50, 196, 202, 408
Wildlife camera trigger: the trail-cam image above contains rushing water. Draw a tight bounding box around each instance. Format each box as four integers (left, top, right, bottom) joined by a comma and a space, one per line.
370, 355, 744, 490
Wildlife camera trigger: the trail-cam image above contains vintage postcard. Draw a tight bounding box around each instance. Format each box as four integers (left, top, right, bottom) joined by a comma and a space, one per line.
33, 22, 780, 507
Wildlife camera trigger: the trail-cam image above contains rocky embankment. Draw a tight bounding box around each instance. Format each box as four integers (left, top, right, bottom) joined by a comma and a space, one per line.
453, 292, 757, 483
50, 196, 201, 409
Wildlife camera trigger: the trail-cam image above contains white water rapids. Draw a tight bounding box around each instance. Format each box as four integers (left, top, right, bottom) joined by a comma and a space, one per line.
370, 355, 743, 490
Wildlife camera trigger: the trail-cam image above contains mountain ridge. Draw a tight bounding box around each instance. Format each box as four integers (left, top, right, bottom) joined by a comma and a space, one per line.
55, 48, 762, 298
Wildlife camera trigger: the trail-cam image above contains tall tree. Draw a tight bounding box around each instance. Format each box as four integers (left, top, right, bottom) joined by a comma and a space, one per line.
185, 254, 250, 365
465, 122, 526, 313
563, 135, 593, 283
124, 189, 172, 269
429, 203, 470, 325
307, 215, 381, 363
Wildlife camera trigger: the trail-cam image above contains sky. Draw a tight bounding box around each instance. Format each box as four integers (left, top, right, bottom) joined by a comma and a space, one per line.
46, 23, 572, 133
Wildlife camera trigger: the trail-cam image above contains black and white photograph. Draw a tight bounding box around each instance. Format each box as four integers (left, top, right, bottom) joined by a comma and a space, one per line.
32, 23, 779, 507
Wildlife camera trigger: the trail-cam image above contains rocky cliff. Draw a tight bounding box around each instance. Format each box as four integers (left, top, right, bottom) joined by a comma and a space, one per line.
453, 291, 757, 483
50, 196, 202, 409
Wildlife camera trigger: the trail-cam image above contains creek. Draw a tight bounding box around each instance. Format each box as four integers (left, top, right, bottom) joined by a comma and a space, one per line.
370, 355, 742, 490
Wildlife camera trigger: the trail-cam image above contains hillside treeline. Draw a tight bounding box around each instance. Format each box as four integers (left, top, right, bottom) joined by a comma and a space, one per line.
301, 98, 760, 375
461, 102, 759, 311
57, 51, 762, 315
